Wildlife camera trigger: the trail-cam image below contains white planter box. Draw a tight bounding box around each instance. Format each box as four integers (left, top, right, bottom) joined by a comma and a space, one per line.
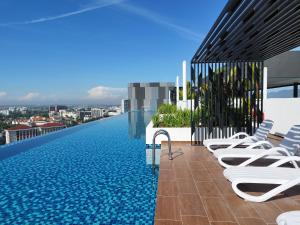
146, 121, 191, 145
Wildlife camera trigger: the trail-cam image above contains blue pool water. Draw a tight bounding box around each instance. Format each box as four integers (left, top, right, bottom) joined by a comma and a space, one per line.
0, 112, 158, 225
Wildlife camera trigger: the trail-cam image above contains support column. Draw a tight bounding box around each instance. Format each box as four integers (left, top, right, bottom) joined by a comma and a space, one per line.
293, 82, 298, 98
183, 60, 187, 108
176, 76, 180, 106
263, 67, 268, 101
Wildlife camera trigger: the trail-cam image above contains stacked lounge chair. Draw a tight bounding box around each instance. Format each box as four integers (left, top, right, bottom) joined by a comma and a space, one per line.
204, 119, 274, 153
215, 125, 300, 168
223, 156, 300, 202
202, 123, 300, 203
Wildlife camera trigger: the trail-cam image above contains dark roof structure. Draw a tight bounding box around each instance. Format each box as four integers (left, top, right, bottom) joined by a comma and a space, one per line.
265, 51, 300, 88
39, 123, 65, 128
192, 0, 300, 63
6, 125, 34, 131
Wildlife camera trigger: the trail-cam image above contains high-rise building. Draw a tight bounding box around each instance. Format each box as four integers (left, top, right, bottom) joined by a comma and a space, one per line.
49, 105, 68, 117
128, 82, 175, 111
121, 99, 129, 113
78, 111, 92, 120
91, 108, 104, 118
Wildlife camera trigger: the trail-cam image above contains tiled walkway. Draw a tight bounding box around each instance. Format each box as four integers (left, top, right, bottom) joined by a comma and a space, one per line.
154, 142, 300, 225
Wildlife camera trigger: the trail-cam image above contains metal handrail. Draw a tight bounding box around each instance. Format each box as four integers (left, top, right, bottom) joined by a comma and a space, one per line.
152, 129, 173, 167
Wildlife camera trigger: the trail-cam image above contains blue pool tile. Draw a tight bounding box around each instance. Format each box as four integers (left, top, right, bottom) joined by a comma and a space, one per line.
0, 112, 158, 224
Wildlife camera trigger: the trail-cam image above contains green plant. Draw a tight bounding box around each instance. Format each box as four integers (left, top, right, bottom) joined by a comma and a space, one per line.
152, 114, 161, 127
152, 105, 194, 128
179, 81, 194, 100
157, 104, 177, 114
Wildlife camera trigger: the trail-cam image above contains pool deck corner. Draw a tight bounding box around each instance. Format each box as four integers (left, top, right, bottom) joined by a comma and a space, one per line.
154, 142, 300, 225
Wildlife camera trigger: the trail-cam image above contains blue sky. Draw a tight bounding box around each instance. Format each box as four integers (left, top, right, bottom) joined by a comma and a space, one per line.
0, 0, 227, 105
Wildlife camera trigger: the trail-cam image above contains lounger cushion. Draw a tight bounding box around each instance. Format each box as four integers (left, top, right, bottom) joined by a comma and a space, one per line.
213, 148, 266, 158
224, 167, 300, 183
277, 211, 300, 225
203, 138, 251, 147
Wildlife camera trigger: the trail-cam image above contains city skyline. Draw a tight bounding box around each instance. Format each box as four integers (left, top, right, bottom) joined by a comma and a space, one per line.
0, 0, 226, 104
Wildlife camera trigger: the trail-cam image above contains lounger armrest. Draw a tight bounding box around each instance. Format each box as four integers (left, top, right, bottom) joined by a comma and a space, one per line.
226, 136, 256, 149
231, 177, 300, 202
238, 147, 292, 167
269, 156, 300, 168
229, 132, 249, 139
245, 140, 273, 149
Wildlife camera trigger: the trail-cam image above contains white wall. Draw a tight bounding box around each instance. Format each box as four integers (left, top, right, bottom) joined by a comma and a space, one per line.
146, 121, 191, 145
264, 98, 300, 135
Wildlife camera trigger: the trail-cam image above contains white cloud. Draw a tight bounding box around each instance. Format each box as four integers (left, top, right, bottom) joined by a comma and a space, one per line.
116, 3, 203, 41
0, 92, 7, 98
0, 0, 124, 26
19, 92, 40, 101
87, 86, 126, 103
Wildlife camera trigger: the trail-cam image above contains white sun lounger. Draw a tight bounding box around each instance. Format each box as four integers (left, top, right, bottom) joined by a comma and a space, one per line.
216, 125, 300, 168
204, 119, 274, 153
223, 156, 300, 202
277, 211, 300, 225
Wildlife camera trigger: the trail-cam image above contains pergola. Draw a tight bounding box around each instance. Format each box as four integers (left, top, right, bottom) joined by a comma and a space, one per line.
265, 51, 300, 97
191, 0, 300, 145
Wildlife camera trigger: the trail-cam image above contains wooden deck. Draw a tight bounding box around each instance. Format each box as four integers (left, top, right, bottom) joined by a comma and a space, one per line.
154, 142, 300, 225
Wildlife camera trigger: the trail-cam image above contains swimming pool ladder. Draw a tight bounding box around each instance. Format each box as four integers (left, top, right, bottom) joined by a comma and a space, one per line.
152, 129, 173, 167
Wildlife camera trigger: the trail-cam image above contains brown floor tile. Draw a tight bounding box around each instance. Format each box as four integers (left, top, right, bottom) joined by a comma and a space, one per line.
195, 181, 221, 197
188, 161, 206, 170
156, 143, 298, 225
155, 196, 180, 220
203, 197, 236, 222
213, 178, 234, 196
159, 169, 176, 182
210, 222, 238, 225
223, 194, 259, 218
236, 217, 267, 225
176, 180, 198, 194
157, 181, 178, 196
155, 220, 182, 225
251, 202, 282, 224
191, 169, 213, 182
178, 194, 206, 216
272, 197, 300, 211
159, 160, 173, 170
175, 167, 193, 179
181, 216, 210, 225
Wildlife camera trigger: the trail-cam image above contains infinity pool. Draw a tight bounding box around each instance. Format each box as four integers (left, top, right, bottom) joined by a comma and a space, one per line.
0, 112, 157, 224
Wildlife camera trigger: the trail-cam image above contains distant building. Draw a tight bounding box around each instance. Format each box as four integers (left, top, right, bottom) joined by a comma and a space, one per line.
30, 116, 49, 126
0, 110, 10, 116
5, 122, 66, 144
91, 108, 104, 118
78, 111, 92, 120
5, 125, 39, 144
12, 118, 30, 125
49, 105, 68, 117
8, 107, 15, 112
128, 82, 175, 111
121, 99, 129, 113
107, 109, 121, 116
39, 123, 66, 135
60, 111, 78, 120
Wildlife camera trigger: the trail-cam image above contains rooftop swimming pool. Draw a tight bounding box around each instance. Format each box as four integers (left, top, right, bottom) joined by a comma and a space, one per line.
0, 111, 158, 225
